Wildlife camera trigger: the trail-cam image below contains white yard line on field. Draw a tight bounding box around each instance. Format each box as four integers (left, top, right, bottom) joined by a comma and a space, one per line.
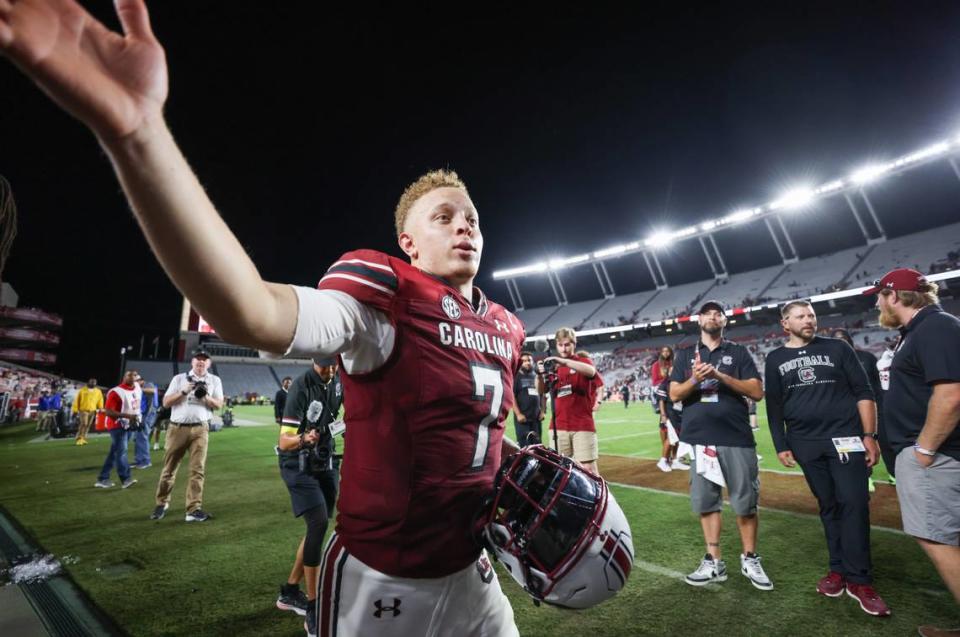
606, 481, 907, 536
632, 559, 721, 591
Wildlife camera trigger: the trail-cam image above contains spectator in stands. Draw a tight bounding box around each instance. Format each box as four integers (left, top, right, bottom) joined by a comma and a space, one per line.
275, 358, 343, 619
512, 352, 544, 446
275, 376, 292, 424
537, 327, 604, 475
134, 377, 159, 469
151, 349, 224, 522
865, 269, 960, 636
670, 300, 771, 591
72, 378, 103, 446
94, 370, 141, 490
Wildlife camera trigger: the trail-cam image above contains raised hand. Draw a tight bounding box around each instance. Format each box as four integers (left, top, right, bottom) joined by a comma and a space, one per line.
0, 0, 167, 141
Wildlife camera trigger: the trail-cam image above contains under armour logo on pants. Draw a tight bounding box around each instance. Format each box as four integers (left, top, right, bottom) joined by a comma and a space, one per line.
373, 598, 401, 618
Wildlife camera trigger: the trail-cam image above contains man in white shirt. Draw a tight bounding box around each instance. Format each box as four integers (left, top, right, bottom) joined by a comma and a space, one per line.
151, 349, 224, 522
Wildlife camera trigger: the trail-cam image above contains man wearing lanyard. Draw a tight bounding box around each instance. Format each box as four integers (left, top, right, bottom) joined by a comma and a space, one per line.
865, 269, 960, 637
765, 300, 889, 616
670, 300, 770, 591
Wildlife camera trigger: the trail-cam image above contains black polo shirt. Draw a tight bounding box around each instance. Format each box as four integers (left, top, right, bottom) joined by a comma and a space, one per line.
513, 369, 543, 423
886, 304, 960, 461
764, 336, 875, 453
671, 338, 761, 447
283, 369, 344, 456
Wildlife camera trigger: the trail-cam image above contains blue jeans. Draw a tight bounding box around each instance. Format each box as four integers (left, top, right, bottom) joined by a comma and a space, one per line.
99, 429, 131, 482
134, 410, 157, 466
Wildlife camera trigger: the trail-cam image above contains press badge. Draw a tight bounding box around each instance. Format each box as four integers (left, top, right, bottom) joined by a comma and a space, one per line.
557, 384, 573, 398
700, 379, 719, 403
527, 387, 539, 396
329, 419, 346, 437
831, 436, 866, 454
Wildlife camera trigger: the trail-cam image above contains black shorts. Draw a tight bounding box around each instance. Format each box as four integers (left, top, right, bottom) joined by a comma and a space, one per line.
279, 456, 339, 518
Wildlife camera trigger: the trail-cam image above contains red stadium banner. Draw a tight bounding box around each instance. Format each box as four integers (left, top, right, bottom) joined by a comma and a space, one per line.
0, 349, 57, 364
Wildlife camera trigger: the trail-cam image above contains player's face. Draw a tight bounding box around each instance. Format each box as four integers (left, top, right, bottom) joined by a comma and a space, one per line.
699, 309, 726, 335
876, 291, 902, 329
556, 338, 576, 358
400, 187, 483, 285
782, 305, 817, 341
520, 355, 533, 371
123, 370, 138, 385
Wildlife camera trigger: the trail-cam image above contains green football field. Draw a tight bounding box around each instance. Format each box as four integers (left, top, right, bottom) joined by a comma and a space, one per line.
0, 404, 952, 636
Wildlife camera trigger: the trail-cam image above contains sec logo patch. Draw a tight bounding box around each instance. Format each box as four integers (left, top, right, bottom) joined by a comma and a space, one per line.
441, 295, 462, 320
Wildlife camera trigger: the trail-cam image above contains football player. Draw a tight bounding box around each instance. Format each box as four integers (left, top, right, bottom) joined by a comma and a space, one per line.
1, 3, 525, 635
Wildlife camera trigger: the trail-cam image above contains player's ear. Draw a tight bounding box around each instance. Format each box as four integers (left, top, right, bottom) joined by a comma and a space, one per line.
398, 231, 417, 260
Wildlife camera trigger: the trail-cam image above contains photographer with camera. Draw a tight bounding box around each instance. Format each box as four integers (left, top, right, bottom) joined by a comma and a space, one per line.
150, 348, 223, 522
537, 327, 604, 475
274, 357, 343, 622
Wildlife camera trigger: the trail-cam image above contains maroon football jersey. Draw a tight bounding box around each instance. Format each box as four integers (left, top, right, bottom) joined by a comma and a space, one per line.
318, 250, 525, 578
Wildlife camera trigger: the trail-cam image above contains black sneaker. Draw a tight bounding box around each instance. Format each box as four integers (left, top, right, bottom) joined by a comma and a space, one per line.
277, 584, 308, 616
150, 504, 169, 520
304, 600, 317, 637
185, 508, 211, 522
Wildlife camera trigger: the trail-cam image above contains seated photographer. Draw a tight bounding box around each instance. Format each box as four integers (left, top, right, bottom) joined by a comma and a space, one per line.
537, 328, 604, 475
275, 358, 343, 622
150, 348, 223, 523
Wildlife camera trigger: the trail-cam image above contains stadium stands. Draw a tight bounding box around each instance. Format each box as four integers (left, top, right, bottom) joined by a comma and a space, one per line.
535, 298, 606, 335
126, 360, 176, 386
514, 221, 960, 334
763, 245, 865, 301
581, 290, 659, 330
856, 220, 960, 283
215, 363, 280, 399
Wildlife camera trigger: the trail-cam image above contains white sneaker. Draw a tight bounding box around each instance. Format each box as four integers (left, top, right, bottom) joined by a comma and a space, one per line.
94, 480, 114, 489
685, 554, 727, 586
153, 443, 160, 451
671, 459, 690, 470
740, 553, 773, 590
656, 457, 672, 472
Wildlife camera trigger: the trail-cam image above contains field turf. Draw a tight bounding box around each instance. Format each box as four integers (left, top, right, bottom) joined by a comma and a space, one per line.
0, 403, 953, 636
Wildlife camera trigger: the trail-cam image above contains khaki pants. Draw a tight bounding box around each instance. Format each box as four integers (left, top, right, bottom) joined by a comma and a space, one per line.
155, 423, 209, 513
75, 411, 96, 440
553, 429, 599, 463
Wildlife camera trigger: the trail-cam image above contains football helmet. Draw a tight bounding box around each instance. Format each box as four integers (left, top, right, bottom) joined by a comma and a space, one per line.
478, 445, 634, 609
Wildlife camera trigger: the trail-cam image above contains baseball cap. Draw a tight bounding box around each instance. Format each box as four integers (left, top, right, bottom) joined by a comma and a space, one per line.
698, 300, 725, 315
312, 356, 336, 367
191, 348, 211, 359
862, 268, 927, 295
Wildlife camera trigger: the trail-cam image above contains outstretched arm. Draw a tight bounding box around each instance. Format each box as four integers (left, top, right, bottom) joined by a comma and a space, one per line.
0, 0, 297, 352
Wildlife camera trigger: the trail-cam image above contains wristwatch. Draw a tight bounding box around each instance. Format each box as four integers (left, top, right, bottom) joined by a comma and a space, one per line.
863, 432, 879, 440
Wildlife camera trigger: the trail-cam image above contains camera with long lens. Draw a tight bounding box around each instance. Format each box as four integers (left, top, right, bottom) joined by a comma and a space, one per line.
541, 359, 558, 375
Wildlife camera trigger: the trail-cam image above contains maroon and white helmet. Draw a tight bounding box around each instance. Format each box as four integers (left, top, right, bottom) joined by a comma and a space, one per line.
478, 445, 634, 609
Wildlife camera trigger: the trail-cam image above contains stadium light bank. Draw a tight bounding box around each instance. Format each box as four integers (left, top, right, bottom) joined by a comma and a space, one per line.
493, 137, 960, 281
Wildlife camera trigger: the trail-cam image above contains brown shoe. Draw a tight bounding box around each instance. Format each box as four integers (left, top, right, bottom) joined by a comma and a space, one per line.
918, 627, 960, 637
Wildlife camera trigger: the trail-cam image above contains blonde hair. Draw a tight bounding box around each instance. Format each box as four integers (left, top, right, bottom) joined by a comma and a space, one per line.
555, 327, 577, 344
883, 281, 940, 309
394, 169, 468, 237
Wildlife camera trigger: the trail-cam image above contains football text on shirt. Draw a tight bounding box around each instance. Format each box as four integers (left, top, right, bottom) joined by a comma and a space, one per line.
438, 322, 514, 360
777, 354, 835, 376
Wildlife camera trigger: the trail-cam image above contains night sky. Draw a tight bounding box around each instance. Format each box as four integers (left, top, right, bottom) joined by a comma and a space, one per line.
3, 2, 960, 383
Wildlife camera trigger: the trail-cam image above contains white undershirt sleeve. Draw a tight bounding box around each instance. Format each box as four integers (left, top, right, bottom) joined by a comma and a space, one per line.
259, 286, 395, 375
